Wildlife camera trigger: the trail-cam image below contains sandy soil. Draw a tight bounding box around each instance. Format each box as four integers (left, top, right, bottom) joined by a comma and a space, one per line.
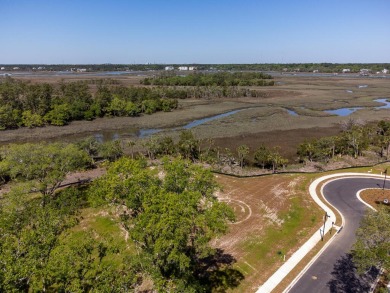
212, 173, 321, 291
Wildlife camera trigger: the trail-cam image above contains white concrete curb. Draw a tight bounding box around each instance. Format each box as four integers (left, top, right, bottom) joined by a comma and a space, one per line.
356, 189, 377, 211
256, 172, 386, 293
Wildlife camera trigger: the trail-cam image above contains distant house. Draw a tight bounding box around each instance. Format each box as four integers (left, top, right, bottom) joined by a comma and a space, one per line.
360, 69, 370, 76
313, 70, 319, 73
165, 66, 174, 71
383, 69, 389, 74
342, 69, 350, 73
0, 67, 5, 70
37, 66, 45, 70
178, 66, 188, 71
13, 67, 20, 70
76, 68, 87, 72
189, 66, 197, 71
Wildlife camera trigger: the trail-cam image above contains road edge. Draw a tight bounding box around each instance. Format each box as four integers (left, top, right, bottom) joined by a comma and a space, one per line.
256, 172, 385, 293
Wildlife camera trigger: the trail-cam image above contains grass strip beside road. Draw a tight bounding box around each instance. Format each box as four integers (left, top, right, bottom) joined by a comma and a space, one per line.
226, 174, 324, 292
271, 228, 337, 293
270, 166, 390, 292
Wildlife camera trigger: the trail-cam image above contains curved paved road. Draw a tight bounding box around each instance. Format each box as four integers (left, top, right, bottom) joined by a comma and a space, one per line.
288, 177, 384, 293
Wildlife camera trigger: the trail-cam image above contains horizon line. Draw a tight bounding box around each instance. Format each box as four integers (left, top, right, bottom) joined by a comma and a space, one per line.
1, 62, 390, 66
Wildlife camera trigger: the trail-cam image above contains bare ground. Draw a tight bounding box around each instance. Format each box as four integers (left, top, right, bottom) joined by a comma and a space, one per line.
212, 173, 322, 292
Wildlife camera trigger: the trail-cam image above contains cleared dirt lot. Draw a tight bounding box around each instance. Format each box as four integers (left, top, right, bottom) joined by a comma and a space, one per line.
213, 173, 323, 292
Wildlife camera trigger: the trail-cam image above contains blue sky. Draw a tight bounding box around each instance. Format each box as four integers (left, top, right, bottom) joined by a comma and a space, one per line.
1, 0, 389, 64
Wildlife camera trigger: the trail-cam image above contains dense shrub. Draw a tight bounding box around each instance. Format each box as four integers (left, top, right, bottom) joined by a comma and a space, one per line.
0, 79, 179, 130
141, 72, 274, 87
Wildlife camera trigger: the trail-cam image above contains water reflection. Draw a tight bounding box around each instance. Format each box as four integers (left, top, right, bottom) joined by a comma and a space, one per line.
137, 109, 244, 138
286, 109, 299, 116
49, 98, 390, 143
322, 98, 389, 116
324, 107, 363, 116
374, 98, 390, 109
111, 99, 390, 139
94, 132, 122, 142
183, 110, 242, 129
138, 128, 162, 138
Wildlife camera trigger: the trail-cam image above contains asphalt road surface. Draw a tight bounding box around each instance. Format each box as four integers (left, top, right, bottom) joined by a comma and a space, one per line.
288, 177, 384, 293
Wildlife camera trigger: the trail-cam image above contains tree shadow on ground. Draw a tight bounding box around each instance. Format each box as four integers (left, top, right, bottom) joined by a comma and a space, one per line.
327, 253, 378, 293
197, 248, 245, 292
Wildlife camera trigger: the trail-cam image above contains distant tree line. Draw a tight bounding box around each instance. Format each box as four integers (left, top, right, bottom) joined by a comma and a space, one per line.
207, 63, 390, 73
2, 63, 389, 73
0, 78, 178, 129
148, 85, 268, 99
141, 72, 274, 86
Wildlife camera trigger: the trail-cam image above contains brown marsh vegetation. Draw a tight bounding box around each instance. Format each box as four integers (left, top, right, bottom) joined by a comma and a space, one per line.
2, 73, 389, 163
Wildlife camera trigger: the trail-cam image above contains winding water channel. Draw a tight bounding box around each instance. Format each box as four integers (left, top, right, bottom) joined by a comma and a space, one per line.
92, 98, 390, 142
137, 109, 243, 138
285, 98, 390, 117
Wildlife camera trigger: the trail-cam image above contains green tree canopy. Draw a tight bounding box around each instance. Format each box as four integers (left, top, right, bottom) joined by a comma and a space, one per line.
236, 144, 249, 168
177, 130, 200, 161
0, 143, 91, 200
89, 157, 240, 291
352, 207, 390, 274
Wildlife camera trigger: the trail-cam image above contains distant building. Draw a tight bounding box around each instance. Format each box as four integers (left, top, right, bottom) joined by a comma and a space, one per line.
165, 66, 174, 71
0, 67, 5, 70
178, 66, 188, 71
76, 68, 87, 72
342, 69, 350, 73
37, 66, 45, 70
13, 67, 20, 70
313, 70, 319, 73
383, 69, 389, 74
189, 66, 197, 71
360, 69, 370, 76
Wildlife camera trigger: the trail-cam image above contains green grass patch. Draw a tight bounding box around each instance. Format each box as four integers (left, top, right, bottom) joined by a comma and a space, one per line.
230, 174, 324, 292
